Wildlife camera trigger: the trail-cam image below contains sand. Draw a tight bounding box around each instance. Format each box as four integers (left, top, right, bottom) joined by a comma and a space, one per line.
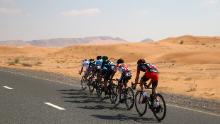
0, 35, 220, 101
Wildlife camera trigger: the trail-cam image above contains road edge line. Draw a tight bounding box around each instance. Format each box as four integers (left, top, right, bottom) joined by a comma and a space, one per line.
167, 103, 220, 117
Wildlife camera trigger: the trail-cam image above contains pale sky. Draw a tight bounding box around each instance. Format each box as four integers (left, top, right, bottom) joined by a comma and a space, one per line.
0, 0, 219, 41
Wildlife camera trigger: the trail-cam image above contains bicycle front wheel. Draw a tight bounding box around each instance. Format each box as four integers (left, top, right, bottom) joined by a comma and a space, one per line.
125, 87, 134, 110
134, 91, 147, 116
109, 84, 118, 104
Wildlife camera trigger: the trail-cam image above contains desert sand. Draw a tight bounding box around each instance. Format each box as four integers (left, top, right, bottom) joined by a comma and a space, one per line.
0, 35, 220, 101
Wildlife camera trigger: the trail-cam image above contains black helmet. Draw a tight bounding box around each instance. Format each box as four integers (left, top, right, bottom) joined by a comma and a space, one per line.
137, 59, 146, 65
96, 56, 102, 60
89, 59, 94, 61
102, 56, 108, 61
117, 58, 124, 64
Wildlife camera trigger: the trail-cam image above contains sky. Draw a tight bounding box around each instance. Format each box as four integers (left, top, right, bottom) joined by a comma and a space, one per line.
0, 0, 219, 41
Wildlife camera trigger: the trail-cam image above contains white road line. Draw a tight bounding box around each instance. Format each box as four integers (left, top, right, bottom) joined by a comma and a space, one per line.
167, 104, 220, 117
3, 85, 13, 90
44, 102, 66, 111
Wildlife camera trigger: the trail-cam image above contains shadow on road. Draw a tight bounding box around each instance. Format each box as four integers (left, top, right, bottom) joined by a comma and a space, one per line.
58, 88, 129, 111
57, 88, 107, 104
78, 104, 127, 111
57, 88, 158, 123
92, 114, 157, 123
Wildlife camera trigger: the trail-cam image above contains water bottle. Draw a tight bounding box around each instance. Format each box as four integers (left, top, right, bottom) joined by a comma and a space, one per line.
143, 92, 149, 98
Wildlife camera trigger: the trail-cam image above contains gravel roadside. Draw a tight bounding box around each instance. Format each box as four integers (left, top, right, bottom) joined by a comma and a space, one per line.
0, 66, 219, 115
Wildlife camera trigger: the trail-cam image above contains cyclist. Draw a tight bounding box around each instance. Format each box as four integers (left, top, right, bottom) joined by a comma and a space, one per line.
116, 58, 132, 88
79, 59, 90, 77
94, 56, 103, 79
79, 59, 96, 78
88, 58, 96, 75
133, 59, 159, 99
101, 56, 116, 94
95, 56, 103, 72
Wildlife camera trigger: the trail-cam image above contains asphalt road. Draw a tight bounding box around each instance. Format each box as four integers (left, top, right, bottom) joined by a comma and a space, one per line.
0, 69, 220, 124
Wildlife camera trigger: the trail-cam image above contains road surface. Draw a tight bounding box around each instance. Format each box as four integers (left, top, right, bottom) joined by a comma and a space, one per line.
0, 69, 220, 124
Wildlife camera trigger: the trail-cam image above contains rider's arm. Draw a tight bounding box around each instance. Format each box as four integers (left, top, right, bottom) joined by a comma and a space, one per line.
79, 66, 83, 75
135, 67, 140, 84
79, 61, 84, 75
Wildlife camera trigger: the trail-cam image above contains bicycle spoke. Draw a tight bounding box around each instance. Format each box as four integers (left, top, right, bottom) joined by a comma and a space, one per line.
152, 93, 166, 121
135, 91, 147, 116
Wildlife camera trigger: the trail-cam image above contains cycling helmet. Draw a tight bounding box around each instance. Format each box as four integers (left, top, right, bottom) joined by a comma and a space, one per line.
102, 56, 108, 61
116, 58, 124, 64
137, 59, 146, 65
89, 59, 94, 61
84, 59, 88, 61
96, 56, 102, 60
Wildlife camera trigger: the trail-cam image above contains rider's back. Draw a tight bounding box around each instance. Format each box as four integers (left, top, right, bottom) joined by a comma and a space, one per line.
138, 63, 158, 73
82, 60, 90, 69
95, 59, 103, 66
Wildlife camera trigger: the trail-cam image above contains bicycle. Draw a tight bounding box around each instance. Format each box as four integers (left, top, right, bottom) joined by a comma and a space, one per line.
95, 77, 118, 104
113, 77, 134, 110
80, 68, 94, 90
80, 75, 88, 90
133, 82, 166, 121
88, 67, 102, 94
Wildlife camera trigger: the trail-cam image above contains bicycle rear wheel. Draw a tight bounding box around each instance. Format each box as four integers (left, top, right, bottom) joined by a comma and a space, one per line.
96, 83, 103, 98
125, 87, 134, 110
152, 93, 166, 122
81, 77, 87, 90
134, 91, 147, 116
88, 80, 95, 94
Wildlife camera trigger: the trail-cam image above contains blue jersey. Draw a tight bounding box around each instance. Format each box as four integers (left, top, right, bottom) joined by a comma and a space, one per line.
95, 59, 103, 66
102, 60, 116, 71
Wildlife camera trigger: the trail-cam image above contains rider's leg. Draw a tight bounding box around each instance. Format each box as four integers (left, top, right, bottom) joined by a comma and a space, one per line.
104, 77, 108, 92
104, 71, 112, 92
151, 72, 158, 97
101, 69, 108, 92
119, 74, 124, 89
97, 70, 101, 81
85, 68, 91, 79
140, 79, 144, 91
152, 80, 158, 97
148, 73, 158, 104
140, 74, 149, 91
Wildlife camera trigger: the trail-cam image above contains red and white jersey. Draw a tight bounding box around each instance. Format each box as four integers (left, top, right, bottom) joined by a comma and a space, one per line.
117, 63, 130, 73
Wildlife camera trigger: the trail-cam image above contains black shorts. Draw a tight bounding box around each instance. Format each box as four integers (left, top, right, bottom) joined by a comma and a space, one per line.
141, 73, 149, 82
102, 69, 115, 81
119, 73, 132, 85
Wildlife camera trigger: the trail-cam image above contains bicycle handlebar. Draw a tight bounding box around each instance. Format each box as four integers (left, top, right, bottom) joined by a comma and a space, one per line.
131, 82, 153, 89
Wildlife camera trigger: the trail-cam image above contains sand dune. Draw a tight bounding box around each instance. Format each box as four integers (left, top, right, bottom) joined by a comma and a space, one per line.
160, 35, 220, 45
0, 35, 220, 101
158, 51, 220, 64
